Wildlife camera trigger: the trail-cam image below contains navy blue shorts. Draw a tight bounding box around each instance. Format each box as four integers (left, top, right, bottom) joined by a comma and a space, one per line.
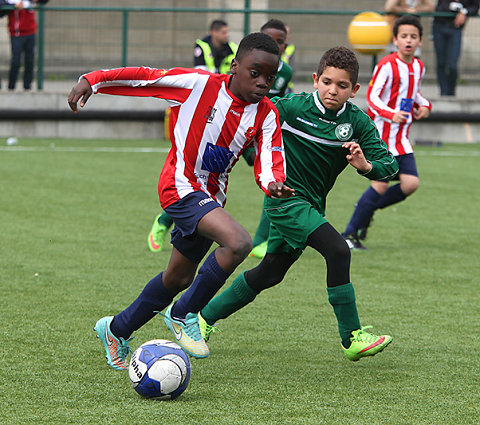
394, 153, 418, 179
164, 191, 221, 264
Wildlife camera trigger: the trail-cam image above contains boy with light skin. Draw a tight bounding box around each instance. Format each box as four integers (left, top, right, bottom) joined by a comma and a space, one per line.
68, 32, 294, 368
343, 15, 431, 249
199, 46, 398, 362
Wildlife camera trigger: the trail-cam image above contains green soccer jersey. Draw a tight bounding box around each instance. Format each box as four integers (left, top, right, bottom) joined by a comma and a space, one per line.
268, 91, 398, 214
267, 61, 293, 99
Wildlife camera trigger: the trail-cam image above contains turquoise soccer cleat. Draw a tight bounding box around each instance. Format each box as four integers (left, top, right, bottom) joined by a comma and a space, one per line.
93, 316, 133, 370
162, 305, 209, 359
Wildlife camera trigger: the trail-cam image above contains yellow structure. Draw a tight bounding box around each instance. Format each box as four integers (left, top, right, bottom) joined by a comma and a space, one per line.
348, 11, 392, 55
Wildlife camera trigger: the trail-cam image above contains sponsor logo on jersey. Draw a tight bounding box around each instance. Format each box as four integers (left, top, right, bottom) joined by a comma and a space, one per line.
204, 106, 217, 123
335, 123, 353, 141
201, 143, 234, 173
296, 117, 318, 128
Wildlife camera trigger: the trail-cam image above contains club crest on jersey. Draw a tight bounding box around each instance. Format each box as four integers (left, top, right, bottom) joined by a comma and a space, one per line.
244, 127, 256, 143
204, 106, 217, 124
335, 123, 353, 141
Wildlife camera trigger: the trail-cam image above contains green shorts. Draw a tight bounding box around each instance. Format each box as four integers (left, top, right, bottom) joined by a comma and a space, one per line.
264, 199, 327, 259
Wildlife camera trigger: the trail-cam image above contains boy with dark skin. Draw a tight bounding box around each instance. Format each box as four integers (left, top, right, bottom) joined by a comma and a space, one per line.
68, 33, 294, 367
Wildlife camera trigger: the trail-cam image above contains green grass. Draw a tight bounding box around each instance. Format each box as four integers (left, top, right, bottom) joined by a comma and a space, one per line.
1, 139, 479, 424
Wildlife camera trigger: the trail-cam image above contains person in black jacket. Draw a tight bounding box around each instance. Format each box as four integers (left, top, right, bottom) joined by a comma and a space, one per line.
432, 0, 479, 96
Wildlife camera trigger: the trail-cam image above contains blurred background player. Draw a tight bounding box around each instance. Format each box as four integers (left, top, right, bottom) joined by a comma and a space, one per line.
342, 15, 431, 249
149, 19, 238, 253
199, 46, 396, 361
432, 0, 479, 96
384, 0, 434, 56
281, 24, 296, 93
249, 18, 293, 259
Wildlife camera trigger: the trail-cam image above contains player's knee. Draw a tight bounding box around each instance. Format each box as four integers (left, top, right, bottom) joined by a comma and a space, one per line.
326, 238, 351, 266
229, 231, 253, 262
402, 178, 419, 196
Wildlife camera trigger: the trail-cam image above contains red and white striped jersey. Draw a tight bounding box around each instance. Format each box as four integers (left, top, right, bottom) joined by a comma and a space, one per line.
82, 67, 286, 209
366, 53, 431, 156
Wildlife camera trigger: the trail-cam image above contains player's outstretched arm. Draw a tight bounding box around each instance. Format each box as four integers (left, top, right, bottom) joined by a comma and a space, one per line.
267, 182, 295, 199
67, 78, 93, 113
342, 141, 372, 173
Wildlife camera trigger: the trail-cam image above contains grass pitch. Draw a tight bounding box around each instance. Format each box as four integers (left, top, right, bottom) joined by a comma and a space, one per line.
1, 139, 479, 424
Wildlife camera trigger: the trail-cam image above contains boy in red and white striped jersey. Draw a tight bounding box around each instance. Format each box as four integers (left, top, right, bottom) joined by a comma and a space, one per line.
68, 32, 294, 367
343, 15, 431, 249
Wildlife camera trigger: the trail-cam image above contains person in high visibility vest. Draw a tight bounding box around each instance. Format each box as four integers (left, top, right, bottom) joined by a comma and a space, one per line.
281, 25, 296, 71
193, 19, 238, 74
163, 19, 237, 140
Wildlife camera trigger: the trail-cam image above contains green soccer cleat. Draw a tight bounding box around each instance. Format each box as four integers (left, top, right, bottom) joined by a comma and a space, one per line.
249, 241, 268, 259
148, 214, 168, 252
198, 313, 219, 343
162, 305, 209, 359
343, 326, 392, 361
93, 316, 133, 370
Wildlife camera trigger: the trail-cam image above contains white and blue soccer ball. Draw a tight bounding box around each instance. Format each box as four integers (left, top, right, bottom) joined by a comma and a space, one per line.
129, 339, 191, 400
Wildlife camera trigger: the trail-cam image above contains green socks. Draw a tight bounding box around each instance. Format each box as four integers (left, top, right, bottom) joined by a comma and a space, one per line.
327, 283, 361, 348
201, 272, 258, 325
158, 211, 174, 228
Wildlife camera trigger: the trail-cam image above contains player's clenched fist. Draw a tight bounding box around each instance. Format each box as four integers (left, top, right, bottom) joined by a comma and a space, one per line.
68, 78, 93, 112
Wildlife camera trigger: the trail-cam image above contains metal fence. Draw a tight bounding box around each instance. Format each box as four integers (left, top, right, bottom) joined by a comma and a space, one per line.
1, 3, 479, 97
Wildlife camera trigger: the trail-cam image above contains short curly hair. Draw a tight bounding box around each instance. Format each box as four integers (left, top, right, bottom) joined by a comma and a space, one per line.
236, 32, 280, 60
317, 46, 359, 86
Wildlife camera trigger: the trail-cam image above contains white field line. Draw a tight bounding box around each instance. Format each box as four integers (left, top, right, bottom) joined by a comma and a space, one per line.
0, 146, 479, 157
0, 146, 170, 153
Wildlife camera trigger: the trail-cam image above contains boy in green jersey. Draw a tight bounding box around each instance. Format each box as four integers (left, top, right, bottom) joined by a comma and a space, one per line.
198, 46, 398, 361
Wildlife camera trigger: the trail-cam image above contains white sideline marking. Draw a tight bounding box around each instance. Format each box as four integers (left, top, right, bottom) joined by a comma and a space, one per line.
0, 146, 170, 153
0, 146, 479, 157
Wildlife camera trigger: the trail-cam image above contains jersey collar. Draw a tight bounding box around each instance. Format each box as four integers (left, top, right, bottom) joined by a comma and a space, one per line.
313, 91, 347, 117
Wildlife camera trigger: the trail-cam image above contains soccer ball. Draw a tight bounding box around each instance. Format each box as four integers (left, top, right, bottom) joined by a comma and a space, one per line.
129, 339, 191, 400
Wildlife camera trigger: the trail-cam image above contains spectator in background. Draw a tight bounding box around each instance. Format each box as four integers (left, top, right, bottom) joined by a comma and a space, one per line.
384, 0, 434, 56
432, 0, 479, 96
281, 25, 296, 71
193, 19, 238, 74
281, 24, 296, 94
5, 0, 48, 91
